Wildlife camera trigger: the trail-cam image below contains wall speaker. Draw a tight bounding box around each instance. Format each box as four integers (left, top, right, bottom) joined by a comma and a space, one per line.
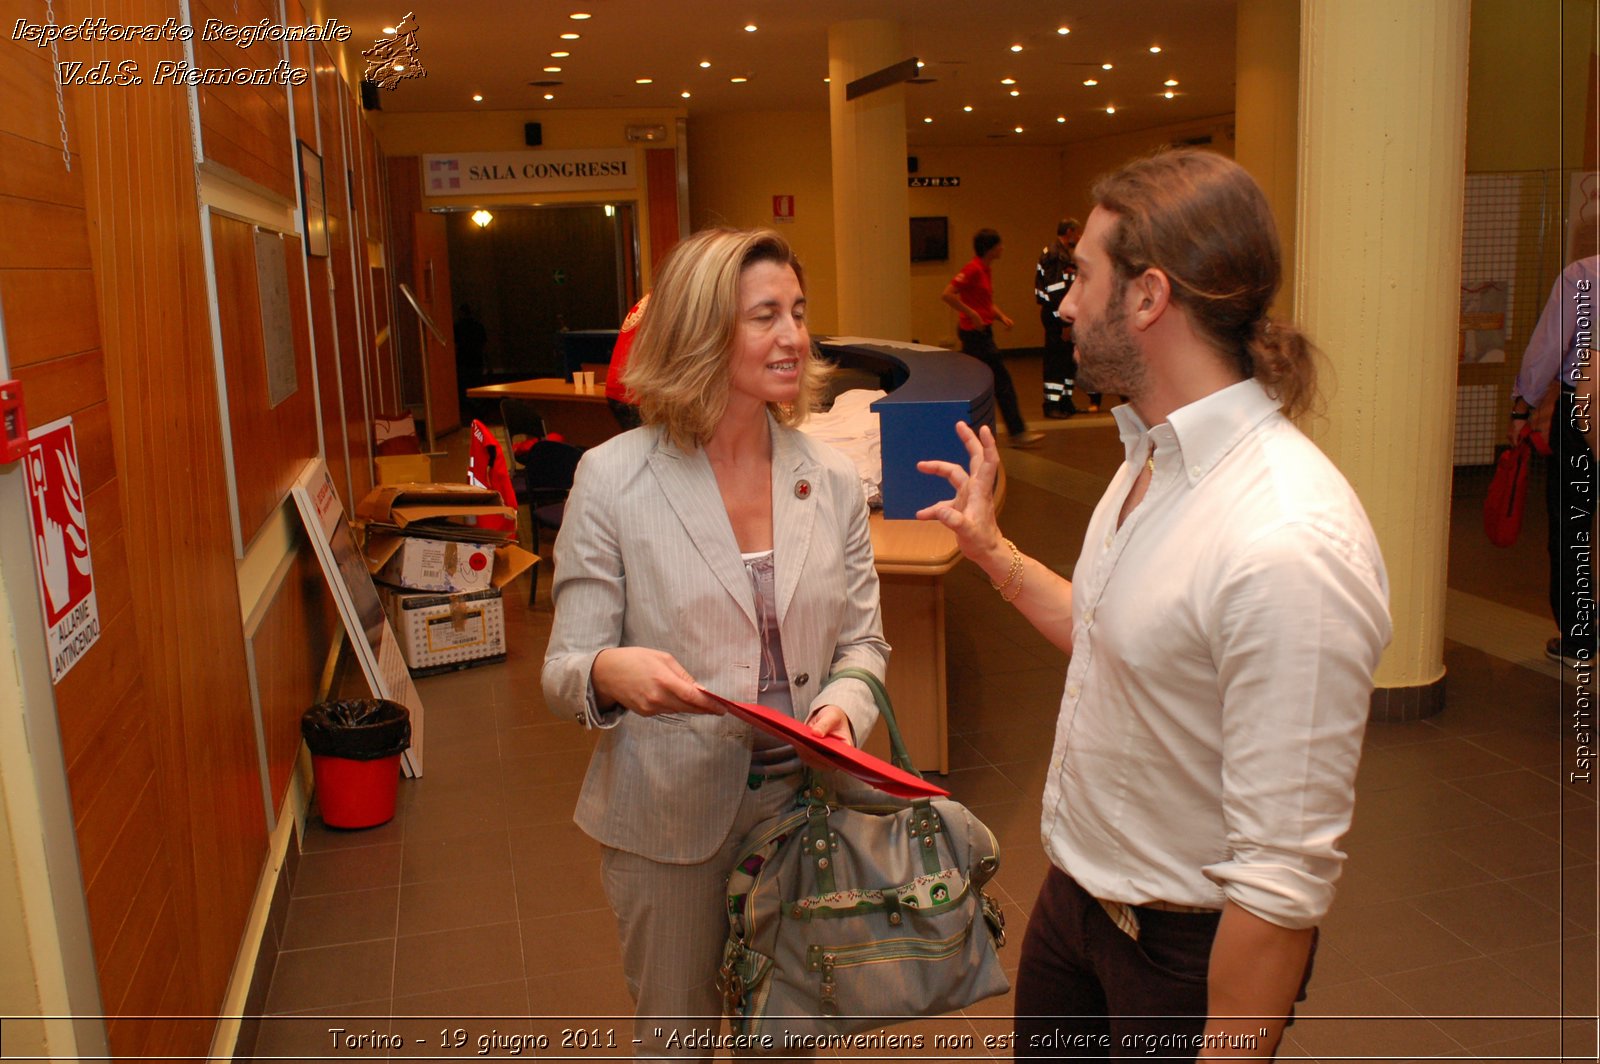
907, 155, 919, 173
525, 122, 543, 147
360, 80, 381, 111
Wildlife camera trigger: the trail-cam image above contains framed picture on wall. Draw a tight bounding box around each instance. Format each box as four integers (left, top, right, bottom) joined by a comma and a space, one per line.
297, 140, 330, 258
910, 216, 949, 263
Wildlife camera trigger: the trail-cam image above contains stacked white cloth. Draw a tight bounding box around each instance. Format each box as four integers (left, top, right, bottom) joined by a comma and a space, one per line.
800, 389, 885, 509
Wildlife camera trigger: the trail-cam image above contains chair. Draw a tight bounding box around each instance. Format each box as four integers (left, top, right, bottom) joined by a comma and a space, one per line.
518, 438, 583, 606
499, 398, 547, 457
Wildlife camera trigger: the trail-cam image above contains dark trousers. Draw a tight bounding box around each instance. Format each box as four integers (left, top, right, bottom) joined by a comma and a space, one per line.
1548, 388, 1597, 655
1015, 868, 1219, 1061
1041, 313, 1099, 410
960, 325, 1027, 435
1042, 313, 1073, 409
1013, 867, 1314, 1061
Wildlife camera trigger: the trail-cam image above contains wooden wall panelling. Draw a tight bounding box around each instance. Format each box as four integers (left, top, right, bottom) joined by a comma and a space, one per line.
50, 2, 267, 1054
348, 93, 391, 413
385, 156, 420, 413
0, 15, 191, 1059
318, 47, 372, 501
190, 0, 295, 201
249, 543, 337, 804
646, 147, 682, 272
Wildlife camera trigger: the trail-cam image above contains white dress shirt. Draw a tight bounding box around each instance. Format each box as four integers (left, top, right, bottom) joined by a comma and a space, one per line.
1041, 379, 1392, 929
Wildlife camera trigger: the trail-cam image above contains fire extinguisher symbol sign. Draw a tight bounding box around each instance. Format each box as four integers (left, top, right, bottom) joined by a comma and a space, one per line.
22, 417, 100, 682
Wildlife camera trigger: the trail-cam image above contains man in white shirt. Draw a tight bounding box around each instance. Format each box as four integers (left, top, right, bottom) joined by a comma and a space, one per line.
917, 150, 1392, 1059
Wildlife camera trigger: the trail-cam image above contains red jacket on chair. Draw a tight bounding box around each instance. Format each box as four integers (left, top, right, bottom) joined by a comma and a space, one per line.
468, 419, 518, 533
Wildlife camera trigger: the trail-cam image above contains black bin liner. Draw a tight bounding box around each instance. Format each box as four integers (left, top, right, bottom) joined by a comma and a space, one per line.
301, 699, 411, 761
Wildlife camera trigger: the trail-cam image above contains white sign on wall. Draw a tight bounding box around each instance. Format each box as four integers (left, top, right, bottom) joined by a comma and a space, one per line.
23, 417, 99, 683
422, 148, 637, 197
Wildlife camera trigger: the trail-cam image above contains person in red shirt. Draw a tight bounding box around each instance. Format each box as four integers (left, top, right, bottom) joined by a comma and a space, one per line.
942, 228, 1044, 447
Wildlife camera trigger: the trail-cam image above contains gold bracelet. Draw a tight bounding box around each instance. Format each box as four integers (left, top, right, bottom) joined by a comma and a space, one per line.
1000, 561, 1025, 602
989, 538, 1023, 599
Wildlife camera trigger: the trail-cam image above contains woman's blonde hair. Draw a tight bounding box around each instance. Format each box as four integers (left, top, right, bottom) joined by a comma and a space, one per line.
622, 227, 830, 449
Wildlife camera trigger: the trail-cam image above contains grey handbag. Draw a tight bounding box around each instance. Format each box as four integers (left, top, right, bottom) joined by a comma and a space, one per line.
718, 668, 1008, 1038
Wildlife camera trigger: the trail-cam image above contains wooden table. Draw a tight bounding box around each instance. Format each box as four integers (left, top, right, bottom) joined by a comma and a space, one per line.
467, 378, 619, 450
862, 516, 962, 774
861, 468, 1003, 775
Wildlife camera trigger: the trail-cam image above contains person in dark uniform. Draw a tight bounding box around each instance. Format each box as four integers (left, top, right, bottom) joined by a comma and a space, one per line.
1035, 219, 1099, 417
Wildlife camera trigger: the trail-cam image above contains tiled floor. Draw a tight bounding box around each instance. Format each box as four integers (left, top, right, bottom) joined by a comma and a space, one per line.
252, 361, 1598, 1061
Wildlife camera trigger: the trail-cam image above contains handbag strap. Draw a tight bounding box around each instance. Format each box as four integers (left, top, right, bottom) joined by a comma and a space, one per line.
827, 667, 921, 779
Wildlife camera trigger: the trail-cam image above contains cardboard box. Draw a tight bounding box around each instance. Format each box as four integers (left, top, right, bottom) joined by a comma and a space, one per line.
374, 454, 432, 485
356, 482, 516, 535
372, 535, 496, 593
364, 532, 538, 594
381, 586, 506, 674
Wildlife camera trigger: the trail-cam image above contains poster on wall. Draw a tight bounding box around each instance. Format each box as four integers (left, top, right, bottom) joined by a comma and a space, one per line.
297, 140, 330, 258
22, 417, 99, 683
291, 459, 426, 776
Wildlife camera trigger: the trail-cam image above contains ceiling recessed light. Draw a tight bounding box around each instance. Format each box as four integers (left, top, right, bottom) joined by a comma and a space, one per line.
1102, 63, 1114, 70
392, 63, 405, 71
1105, 105, 1116, 114
544, 93, 555, 99
1010, 44, 1023, 52
551, 51, 570, 58
1150, 45, 1162, 53
381, 26, 396, 35
569, 12, 591, 19
544, 66, 561, 72
923, 116, 933, 123
561, 32, 580, 40
823, 76, 830, 83
1083, 79, 1098, 86
472, 93, 483, 101
1165, 79, 1179, 86
681, 91, 691, 98
962, 105, 973, 112
1001, 77, 1016, 85
916, 60, 925, 69
699, 61, 711, 69
730, 76, 747, 83
636, 78, 653, 84
1057, 26, 1070, 35
1163, 91, 1175, 99
1009, 89, 1020, 96
1014, 125, 1024, 133
1056, 115, 1066, 123
744, 24, 757, 32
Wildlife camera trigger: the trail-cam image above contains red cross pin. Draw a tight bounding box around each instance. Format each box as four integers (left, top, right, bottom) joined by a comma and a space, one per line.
794, 479, 811, 500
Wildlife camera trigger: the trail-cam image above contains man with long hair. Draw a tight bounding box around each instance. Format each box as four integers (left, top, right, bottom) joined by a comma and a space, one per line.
918, 150, 1392, 1059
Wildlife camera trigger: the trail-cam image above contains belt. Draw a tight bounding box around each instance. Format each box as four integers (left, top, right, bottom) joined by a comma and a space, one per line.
1096, 897, 1220, 941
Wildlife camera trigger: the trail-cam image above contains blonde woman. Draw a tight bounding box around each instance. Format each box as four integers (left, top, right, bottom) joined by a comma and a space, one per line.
541, 228, 889, 1055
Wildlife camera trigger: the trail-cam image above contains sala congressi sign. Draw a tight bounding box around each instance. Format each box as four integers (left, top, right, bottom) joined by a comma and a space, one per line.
422, 149, 637, 197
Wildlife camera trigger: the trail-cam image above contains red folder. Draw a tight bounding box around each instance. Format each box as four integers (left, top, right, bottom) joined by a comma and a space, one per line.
699, 688, 949, 799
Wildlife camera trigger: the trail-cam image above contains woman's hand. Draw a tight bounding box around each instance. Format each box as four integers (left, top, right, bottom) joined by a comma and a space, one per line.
915, 422, 1012, 581
590, 647, 722, 717
805, 704, 855, 746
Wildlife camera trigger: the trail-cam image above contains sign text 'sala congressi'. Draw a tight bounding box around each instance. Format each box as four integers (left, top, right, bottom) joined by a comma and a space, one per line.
422, 150, 638, 196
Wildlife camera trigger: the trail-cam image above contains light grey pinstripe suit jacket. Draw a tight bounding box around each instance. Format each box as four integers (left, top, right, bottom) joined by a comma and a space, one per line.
540, 419, 890, 864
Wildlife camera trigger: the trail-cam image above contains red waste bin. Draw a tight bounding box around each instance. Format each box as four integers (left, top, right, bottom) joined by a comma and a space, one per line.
301, 699, 410, 829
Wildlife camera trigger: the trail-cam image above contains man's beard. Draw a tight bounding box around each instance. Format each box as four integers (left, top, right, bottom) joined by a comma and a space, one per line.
1074, 287, 1145, 397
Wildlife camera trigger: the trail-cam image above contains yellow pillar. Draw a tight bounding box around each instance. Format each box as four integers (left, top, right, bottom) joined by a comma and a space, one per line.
1296, 0, 1472, 718
1234, 0, 1300, 318
828, 20, 912, 340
